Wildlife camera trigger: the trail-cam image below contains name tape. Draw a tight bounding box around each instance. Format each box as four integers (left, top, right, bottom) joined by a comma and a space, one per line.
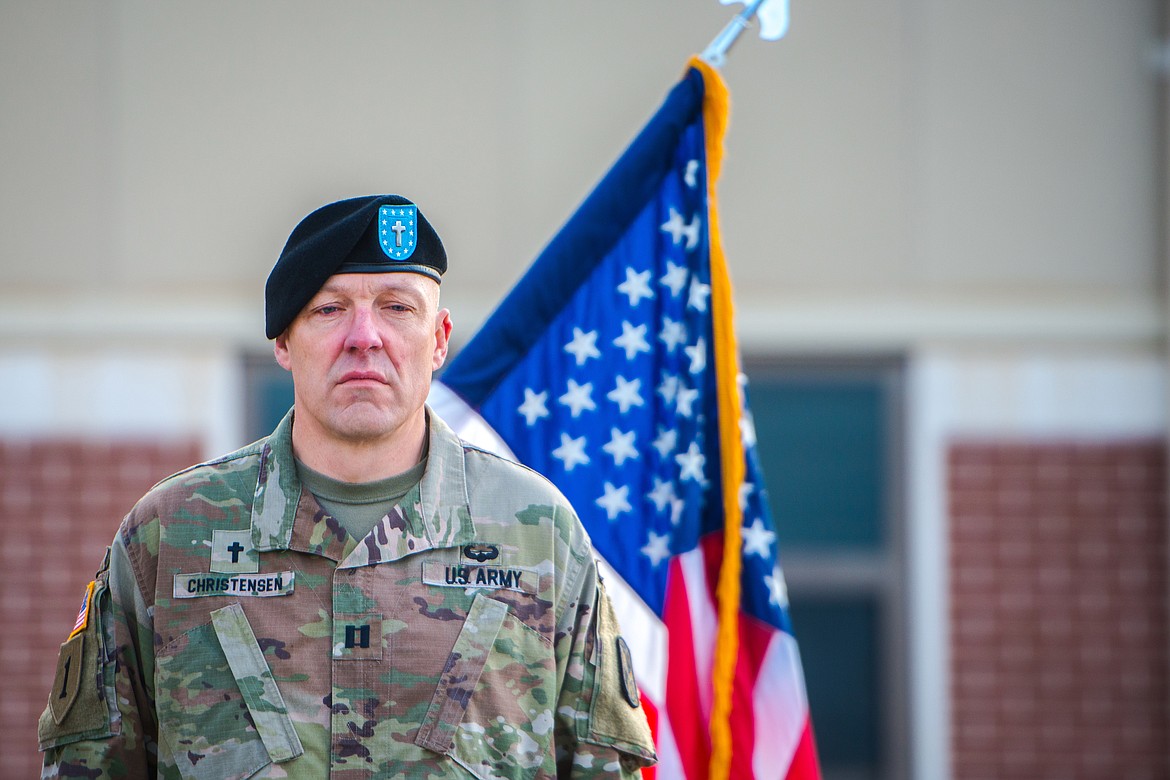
173, 571, 295, 599
422, 561, 534, 594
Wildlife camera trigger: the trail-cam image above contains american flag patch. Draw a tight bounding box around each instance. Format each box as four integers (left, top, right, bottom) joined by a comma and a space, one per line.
69, 581, 95, 639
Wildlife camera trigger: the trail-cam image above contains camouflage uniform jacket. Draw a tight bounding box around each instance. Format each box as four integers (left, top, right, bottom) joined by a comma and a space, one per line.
40, 409, 656, 779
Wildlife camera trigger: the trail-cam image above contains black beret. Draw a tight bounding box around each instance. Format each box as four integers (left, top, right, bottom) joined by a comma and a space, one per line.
265, 194, 447, 339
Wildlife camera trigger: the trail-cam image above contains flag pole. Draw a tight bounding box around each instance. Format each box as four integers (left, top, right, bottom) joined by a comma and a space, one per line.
700, 0, 770, 68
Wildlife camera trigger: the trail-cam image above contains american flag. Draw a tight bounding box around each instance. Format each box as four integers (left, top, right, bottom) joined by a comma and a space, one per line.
69, 580, 95, 639
433, 58, 820, 780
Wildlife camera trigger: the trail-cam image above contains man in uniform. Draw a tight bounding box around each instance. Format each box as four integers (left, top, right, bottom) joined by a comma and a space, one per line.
39, 195, 657, 779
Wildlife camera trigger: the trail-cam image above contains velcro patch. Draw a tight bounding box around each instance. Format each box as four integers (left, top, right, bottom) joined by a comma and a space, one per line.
211, 529, 260, 573
422, 560, 535, 594
173, 571, 295, 599
48, 633, 85, 724
68, 581, 95, 640
332, 612, 384, 661
616, 636, 640, 708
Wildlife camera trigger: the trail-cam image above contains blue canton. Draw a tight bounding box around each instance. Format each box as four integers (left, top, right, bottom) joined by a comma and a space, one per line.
471, 127, 785, 633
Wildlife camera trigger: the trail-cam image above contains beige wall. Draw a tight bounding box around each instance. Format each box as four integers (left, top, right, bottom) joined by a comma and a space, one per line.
0, 0, 1162, 351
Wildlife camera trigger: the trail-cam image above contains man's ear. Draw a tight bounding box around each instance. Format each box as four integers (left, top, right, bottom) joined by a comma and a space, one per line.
273, 332, 292, 371
432, 309, 453, 370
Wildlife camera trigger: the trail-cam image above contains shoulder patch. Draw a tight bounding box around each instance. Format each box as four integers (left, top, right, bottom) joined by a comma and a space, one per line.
68, 581, 95, 640
39, 578, 115, 749
616, 636, 640, 708
48, 633, 85, 724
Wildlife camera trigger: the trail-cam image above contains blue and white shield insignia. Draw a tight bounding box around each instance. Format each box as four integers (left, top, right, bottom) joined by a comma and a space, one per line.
378, 205, 418, 261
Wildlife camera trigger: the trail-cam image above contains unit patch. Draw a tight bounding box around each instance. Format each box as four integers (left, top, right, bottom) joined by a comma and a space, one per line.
210, 529, 259, 573
173, 571, 295, 598
48, 633, 85, 724
422, 560, 534, 594
616, 636, 641, 708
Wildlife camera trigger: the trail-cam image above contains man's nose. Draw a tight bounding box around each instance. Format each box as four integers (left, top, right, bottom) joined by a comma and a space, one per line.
343, 308, 383, 351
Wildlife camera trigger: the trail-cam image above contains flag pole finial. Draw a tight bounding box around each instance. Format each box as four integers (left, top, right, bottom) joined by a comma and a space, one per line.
700, 0, 789, 69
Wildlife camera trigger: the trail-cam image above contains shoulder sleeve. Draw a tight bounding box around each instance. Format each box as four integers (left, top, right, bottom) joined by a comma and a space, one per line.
553, 506, 656, 777
40, 522, 159, 778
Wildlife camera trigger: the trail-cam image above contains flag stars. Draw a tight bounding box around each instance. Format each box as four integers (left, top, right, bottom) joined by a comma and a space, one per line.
661, 208, 700, 250
738, 481, 755, 511
647, 479, 685, 525
564, 327, 601, 366
675, 384, 699, 418
684, 337, 707, 375
656, 373, 680, 406
613, 321, 651, 361
647, 477, 678, 512
551, 433, 590, 472
660, 261, 688, 298
596, 482, 632, 521
607, 376, 644, 414
617, 267, 654, 307
684, 159, 700, 188
602, 428, 638, 465
742, 518, 777, 558
688, 276, 711, 312
740, 409, 758, 449
517, 388, 550, 426
659, 317, 687, 353
641, 531, 672, 567
765, 565, 789, 608
651, 426, 678, 459
559, 379, 597, 418
675, 441, 706, 483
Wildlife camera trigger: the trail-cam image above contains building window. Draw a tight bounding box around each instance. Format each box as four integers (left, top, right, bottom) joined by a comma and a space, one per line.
242, 353, 293, 443
746, 356, 908, 780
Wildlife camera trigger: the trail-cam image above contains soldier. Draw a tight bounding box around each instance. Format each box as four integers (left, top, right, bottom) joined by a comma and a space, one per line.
39, 195, 657, 779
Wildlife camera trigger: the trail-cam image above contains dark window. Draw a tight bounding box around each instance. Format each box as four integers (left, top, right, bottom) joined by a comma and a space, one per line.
752, 379, 887, 549
243, 353, 293, 442
747, 356, 907, 780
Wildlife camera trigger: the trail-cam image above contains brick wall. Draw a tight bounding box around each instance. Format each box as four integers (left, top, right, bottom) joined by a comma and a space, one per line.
949, 441, 1169, 780
0, 438, 201, 778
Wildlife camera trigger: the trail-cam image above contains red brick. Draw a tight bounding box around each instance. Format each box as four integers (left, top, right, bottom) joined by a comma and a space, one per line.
949, 439, 1169, 780
0, 436, 200, 779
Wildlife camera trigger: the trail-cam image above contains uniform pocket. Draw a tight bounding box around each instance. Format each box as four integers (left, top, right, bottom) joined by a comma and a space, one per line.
416, 593, 558, 779
210, 604, 305, 762
415, 593, 508, 754
155, 604, 302, 780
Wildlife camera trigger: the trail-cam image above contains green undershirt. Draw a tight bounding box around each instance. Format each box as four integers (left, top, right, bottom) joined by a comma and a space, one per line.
296, 455, 427, 541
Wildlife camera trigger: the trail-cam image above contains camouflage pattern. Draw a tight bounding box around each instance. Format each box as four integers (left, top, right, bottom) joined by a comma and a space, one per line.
41, 409, 656, 779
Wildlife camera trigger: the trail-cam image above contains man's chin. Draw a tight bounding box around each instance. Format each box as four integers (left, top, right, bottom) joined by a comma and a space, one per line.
325, 406, 397, 442
328, 403, 427, 444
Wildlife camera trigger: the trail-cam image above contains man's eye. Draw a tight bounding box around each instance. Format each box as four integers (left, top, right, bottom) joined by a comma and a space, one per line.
316, 305, 342, 315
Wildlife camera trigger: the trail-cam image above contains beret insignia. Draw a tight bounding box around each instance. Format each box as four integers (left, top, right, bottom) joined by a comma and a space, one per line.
378, 205, 418, 261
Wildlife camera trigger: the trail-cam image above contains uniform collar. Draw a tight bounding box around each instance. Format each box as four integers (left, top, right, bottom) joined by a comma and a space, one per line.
250, 406, 476, 565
